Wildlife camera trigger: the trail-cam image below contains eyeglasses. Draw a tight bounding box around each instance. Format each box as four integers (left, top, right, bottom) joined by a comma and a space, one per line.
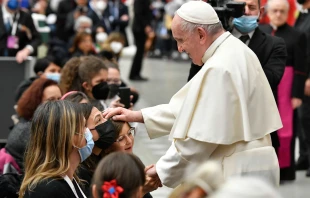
115, 127, 135, 146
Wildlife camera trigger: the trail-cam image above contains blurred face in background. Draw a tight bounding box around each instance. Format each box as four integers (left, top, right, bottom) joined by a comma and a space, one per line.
107, 68, 121, 85
41, 85, 62, 102
235, 0, 260, 16
76, 0, 88, 6
267, 0, 289, 27
78, 35, 93, 54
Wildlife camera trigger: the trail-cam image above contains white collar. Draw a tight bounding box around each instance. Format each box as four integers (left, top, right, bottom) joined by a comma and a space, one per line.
202, 31, 231, 64
231, 28, 255, 40
2, 5, 13, 24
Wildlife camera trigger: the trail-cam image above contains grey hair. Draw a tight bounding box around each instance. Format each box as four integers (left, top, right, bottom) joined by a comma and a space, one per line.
266, 0, 290, 10
179, 18, 223, 36
74, 16, 93, 31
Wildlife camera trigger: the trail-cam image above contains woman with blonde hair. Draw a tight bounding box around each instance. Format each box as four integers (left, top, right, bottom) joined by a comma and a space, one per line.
19, 100, 94, 198
99, 32, 126, 61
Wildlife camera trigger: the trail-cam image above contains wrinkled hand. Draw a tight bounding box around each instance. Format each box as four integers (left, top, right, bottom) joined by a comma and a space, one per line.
16, 48, 30, 63
103, 107, 143, 123
292, 98, 302, 109
143, 165, 162, 194
120, 14, 129, 21
305, 79, 310, 96
109, 98, 125, 108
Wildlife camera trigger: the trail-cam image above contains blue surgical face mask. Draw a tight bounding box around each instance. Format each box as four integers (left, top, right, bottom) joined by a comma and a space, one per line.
45, 73, 61, 83
7, 0, 19, 10
233, 15, 259, 34
76, 128, 94, 162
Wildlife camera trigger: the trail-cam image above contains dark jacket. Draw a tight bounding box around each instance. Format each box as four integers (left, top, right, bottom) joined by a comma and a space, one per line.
5, 119, 31, 172
132, 0, 152, 33
260, 23, 307, 99
0, 8, 41, 56
295, 10, 310, 77
24, 178, 82, 198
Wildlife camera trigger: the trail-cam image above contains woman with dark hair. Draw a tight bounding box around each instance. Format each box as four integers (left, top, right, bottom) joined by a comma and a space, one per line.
61, 91, 89, 104
77, 104, 158, 198
59, 56, 123, 110
92, 152, 146, 198
3, 78, 62, 173
69, 32, 96, 57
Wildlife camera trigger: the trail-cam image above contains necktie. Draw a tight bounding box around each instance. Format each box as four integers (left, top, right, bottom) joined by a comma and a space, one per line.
5, 20, 11, 33
239, 35, 250, 44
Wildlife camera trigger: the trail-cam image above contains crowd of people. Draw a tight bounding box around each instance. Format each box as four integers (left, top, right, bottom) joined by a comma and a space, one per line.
0, 0, 310, 198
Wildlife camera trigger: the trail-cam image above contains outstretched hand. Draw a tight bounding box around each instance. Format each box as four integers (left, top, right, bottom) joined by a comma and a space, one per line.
143, 165, 162, 194
102, 107, 144, 123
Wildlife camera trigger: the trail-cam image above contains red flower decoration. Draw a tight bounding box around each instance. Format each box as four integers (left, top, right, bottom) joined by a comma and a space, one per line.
102, 179, 124, 198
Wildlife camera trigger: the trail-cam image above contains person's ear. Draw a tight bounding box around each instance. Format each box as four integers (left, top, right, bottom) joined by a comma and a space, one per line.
259, 6, 265, 20
37, 71, 44, 77
82, 81, 91, 91
197, 27, 207, 44
92, 185, 99, 198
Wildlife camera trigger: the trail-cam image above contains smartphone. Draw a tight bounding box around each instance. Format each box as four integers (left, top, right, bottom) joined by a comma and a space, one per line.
118, 87, 131, 109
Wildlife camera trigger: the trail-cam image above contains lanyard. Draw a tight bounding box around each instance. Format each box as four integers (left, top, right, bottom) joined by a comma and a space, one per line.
11, 12, 20, 36
63, 175, 87, 198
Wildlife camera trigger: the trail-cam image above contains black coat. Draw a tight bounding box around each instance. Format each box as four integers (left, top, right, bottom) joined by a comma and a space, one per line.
55, 0, 76, 41
260, 23, 307, 99
132, 0, 152, 33
0, 9, 41, 56
295, 11, 310, 77
87, 7, 111, 34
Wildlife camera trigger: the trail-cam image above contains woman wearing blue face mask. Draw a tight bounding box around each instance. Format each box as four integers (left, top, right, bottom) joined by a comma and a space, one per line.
19, 101, 94, 198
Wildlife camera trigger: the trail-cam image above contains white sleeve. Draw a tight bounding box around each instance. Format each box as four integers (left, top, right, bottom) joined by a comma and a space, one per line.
141, 104, 175, 139
156, 138, 218, 188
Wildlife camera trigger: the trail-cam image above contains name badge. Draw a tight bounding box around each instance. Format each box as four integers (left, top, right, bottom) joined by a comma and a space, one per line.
7, 36, 19, 49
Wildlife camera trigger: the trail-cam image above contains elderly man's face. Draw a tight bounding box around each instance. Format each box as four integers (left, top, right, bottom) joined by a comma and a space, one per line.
267, 0, 289, 27
235, 0, 260, 16
171, 15, 205, 65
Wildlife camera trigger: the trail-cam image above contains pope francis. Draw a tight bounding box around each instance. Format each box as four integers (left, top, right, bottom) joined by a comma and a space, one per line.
104, 1, 282, 188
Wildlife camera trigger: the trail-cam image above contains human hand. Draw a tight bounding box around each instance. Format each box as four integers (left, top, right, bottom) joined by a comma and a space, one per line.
143, 165, 162, 194
305, 79, 310, 96
120, 14, 129, 21
145, 26, 152, 34
16, 48, 30, 63
102, 107, 143, 123
292, 98, 302, 109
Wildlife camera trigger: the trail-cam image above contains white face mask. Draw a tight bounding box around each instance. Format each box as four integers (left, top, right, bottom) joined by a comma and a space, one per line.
110, 41, 123, 54
84, 28, 92, 34
96, 0, 107, 12
96, 32, 108, 43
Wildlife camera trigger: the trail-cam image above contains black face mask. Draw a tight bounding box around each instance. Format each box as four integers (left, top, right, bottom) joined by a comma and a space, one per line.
94, 120, 117, 149
92, 82, 110, 100
297, 0, 306, 4
107, 84, 120, 99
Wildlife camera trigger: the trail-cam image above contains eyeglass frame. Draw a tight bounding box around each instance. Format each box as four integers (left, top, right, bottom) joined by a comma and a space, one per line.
115, 127, 135, 146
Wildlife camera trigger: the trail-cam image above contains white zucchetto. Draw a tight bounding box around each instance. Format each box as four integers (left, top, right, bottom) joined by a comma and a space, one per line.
176, 0, 220, 24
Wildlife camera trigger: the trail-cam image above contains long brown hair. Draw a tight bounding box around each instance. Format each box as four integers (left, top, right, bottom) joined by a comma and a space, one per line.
19, 101, 85, 197
17, 78, 59, 120
69, 32, 93, 53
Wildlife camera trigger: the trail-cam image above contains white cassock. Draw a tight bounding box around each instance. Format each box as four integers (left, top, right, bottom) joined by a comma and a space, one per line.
141, 32, 282, 188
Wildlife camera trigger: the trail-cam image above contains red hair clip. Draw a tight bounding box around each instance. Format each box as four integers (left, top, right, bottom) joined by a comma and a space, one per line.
102, 179, 124, 198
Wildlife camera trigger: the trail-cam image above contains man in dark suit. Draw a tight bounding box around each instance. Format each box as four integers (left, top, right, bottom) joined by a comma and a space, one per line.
0, 0, 41, 63
294, 0, 310, 176
88, 0, 111, 34
108, 0, 129, 46
187, 0, 287, 153
129, 0, 153, 81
